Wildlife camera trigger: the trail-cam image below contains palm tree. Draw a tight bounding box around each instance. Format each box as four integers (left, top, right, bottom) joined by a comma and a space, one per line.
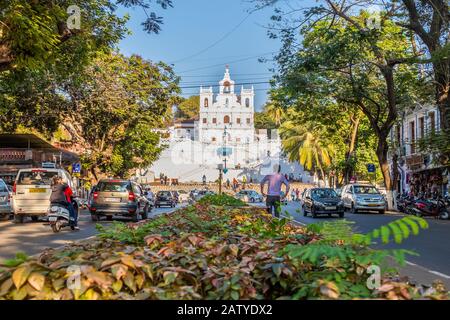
265, 103, 285, 126
279, 121, 334, 185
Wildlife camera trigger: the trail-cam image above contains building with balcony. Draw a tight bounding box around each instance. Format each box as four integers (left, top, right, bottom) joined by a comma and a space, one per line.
389, 104, 449, 195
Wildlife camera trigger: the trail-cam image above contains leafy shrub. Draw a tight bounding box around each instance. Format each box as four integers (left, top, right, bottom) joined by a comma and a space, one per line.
197, 193, 246, 207
0, 203, 447, 300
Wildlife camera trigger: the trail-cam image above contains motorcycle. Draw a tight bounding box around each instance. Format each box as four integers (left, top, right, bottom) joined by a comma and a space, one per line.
397, 193, 415, 213
47, 201, 78, 232
408, 195, 449, 220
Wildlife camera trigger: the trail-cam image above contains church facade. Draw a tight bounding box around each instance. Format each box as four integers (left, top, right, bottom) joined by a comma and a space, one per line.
144, 67, 312, 183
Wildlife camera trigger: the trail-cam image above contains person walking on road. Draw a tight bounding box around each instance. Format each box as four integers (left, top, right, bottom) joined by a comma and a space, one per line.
202, 175, 207, 186
260, 164, 290, 218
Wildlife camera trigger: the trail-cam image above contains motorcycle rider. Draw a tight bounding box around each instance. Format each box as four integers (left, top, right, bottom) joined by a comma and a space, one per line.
50, 176, 79, 230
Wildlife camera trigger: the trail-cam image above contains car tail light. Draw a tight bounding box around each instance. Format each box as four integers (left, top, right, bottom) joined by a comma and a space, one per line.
128, 192, 136, 202
12, 182, 16, 194
93, 192, 99, 200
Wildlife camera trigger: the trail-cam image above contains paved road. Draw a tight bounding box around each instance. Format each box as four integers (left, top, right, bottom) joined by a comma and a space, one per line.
0, 206, 177, 262
269, 201, 450, 287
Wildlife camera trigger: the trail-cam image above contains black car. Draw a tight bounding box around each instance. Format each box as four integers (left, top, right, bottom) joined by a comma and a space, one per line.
155, 191, 176, 208
302, 188, 344, 218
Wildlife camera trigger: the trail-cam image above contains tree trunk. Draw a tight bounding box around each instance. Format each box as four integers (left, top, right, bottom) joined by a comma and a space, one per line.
376, 138, 394, 210
435, 68, 450, 133
343, 115, 360, 184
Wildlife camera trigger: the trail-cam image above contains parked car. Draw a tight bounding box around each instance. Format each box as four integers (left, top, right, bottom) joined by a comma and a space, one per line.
235, 190, 263, 203
302, 188, 344, 218
0, 179, 12, 221
194, 190, 215, 201
155, 191, 177, 208
89, 179, 150, 222
177, 190, 190, 203
300, 188, 309, 205
341, 183, 386, 214
12, 167, 78, 223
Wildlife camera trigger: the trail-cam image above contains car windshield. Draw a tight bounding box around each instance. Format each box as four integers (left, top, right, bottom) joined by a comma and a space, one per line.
97, 181, 130, 192
158, 191, 171, 197
354, 186, 379, 194
178, 190, 187, 194
311, 189, 337, 199
248, 191, 257, 196
17, 171, 55, 185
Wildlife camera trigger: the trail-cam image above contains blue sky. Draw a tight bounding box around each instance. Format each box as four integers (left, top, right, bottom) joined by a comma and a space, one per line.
117, 0, 283, 111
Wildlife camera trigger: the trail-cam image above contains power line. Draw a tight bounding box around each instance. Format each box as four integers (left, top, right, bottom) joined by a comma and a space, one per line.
180, 72, 273, 78
169, 13, 252, 64
177, 52, 276, 74
180, 76, 272, 85
178, 81, 270, 89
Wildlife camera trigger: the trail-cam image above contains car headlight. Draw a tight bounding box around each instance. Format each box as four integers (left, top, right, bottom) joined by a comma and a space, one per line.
314, 201, 324, 208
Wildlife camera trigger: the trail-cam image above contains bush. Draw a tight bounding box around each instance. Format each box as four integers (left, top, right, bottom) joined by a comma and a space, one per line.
0, 203, 447, 300
197, 193, 246, 207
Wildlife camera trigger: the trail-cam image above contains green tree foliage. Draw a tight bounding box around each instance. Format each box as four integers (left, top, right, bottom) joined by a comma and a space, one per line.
174, 96, 200, 120
58, 53, 180, 179
0, 0, 173, 72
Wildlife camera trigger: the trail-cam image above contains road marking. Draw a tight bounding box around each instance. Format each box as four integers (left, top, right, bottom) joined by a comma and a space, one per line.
428, 270, 450, 279
405, 261, 417, 266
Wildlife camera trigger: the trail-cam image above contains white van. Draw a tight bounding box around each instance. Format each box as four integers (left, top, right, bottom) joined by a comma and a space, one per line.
12, 168, 76, 223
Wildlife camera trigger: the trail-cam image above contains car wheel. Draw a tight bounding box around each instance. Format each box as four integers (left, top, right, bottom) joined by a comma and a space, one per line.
311, 207, 318, 219
106, 215, 113, 221
379, 210, 385, 215
0, 214, 10, 221
91, 214, 99, 222
31, 216, 39, 222
14, 215, 24, 224
339, 212, 344, 218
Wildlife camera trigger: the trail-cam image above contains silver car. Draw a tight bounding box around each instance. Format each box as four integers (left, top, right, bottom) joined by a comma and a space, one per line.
0, 179, 12, 221
341, 184, 386, 214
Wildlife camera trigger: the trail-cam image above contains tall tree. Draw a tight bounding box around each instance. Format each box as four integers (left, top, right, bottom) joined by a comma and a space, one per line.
264, 11, 424, 207
175, 96, 200, 120
0, 0, 173, 72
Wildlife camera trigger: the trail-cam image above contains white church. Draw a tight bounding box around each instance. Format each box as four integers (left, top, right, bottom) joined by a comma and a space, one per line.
143, 67, 312, 183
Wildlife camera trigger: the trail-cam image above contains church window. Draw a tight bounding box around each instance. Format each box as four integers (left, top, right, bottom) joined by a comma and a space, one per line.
236, 118, 241, 124
204, 98, 209, 107
223, 81, 231, 93
236, 138, 241, 142
212, 137, 216, 142
203, 118, 207, 124
225, 98, 229, 107
245, 98, 250, 108
212, 118, 217, 124
224, 115, 230, 124
246, 118, 251, 124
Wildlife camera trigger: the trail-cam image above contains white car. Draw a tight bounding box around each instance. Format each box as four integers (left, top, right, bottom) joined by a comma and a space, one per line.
177, 190, 190, 203
12, 167, 77, 223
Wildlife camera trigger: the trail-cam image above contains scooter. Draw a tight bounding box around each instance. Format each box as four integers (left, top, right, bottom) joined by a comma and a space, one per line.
47, 203, 74, 233
409, 196, 449, 220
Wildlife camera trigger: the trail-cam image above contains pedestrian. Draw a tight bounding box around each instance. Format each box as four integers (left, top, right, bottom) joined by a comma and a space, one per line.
202, 174, 207, 186
295, 188, 300, 201
226, 179, 231, 189
232, 177, 238, 192
160, 173, 164, 185
260, 164, 290, 218
164, 175, 168, 186
242, 175, 247, 189
291, 189, 296, 201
